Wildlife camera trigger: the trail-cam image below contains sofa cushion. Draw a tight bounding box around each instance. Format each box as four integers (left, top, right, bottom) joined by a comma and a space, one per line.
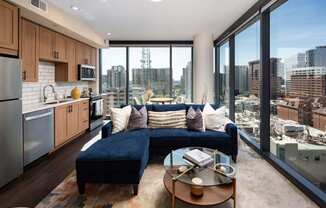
148, 110, 187, 129
149, 128, 191, 147
189, 130, 232, 150
186, 107, 205, 132
127, 106, 148, 131
152, 104, 186, 112
77, 129, 150, 173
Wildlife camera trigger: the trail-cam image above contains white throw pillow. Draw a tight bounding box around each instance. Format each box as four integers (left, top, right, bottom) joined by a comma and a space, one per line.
110, 105, 132, 133
203, 103, 232, 131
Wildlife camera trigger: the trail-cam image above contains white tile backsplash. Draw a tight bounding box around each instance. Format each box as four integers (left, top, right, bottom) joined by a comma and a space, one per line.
22, 62, 89, 105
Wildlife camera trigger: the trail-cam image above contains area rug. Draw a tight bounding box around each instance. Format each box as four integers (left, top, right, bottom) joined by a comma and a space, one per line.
36, 140, 317, 208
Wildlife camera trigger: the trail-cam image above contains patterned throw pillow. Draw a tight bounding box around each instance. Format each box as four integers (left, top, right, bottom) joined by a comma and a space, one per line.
148, 110, 187, 128
110, 105, 131, 134
186, 107, 205, 132
127, 106, 148, 131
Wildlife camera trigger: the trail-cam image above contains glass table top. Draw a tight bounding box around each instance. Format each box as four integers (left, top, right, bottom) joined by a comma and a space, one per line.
163, 147, 235, 186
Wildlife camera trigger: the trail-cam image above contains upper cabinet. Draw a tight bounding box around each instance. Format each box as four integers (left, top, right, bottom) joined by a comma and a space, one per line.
91, 47, 97, 66
55, 33, 66, 61
66, 38, 77, 82
39, 27, 55, 60
0, 0, 18, 56
21, 19, 39, 82
76, 42, 96, 66
39, 27, 67, 62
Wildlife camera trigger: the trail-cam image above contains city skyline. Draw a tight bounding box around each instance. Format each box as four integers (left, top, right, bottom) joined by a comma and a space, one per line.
101, 47, 192, 80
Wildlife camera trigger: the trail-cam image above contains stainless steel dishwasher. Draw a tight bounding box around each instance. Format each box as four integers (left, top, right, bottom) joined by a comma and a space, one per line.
23, 108, 54, 166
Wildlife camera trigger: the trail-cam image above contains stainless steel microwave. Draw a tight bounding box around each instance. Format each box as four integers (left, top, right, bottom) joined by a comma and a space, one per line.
78, 64, 96, 81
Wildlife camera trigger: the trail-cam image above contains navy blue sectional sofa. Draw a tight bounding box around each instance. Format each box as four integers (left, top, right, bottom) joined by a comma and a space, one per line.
76, 104, 238, 195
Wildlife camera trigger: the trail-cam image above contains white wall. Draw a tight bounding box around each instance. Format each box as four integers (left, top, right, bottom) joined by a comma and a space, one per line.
193, 33, 215, 103
22, 62, 89, 105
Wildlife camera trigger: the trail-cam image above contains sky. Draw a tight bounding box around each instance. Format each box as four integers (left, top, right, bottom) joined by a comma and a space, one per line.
101, 47, 192, 80
233, 0, 326, 66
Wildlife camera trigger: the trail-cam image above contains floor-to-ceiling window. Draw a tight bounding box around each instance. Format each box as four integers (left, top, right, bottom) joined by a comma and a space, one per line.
270, 0, 326, 193
128, 47, 170, 104
101, 47, 127, 112
101, 44, 193, 106
172, 47, 192, 103
235, 21, 261, 143
219, 42, 230, 116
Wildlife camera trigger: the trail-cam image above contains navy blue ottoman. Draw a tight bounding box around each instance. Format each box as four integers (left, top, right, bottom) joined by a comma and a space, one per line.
76, 129, 150, 195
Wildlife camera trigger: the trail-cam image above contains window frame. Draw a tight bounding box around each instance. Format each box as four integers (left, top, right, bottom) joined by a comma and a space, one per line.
214, 0, 326, 206
99, 42, 193, 106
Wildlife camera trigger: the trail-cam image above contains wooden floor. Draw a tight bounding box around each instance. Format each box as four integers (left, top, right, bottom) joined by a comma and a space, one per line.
0, 128, 100, 208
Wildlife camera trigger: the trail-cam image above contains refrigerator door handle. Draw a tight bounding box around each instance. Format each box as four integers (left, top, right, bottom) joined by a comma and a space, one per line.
25, 112, 53, 121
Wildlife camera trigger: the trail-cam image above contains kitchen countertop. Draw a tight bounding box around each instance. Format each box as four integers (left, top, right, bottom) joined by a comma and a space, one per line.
23, 98, 90, 114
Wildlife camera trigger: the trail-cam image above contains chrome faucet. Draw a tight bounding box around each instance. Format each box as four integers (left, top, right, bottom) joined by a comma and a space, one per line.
43, 84, 58, 103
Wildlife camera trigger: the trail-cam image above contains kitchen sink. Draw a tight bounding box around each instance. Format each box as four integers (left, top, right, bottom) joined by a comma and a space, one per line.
44, 99, 72, 105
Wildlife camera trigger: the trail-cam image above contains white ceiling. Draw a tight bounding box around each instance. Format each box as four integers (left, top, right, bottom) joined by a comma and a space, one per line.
48, 0, 259, 41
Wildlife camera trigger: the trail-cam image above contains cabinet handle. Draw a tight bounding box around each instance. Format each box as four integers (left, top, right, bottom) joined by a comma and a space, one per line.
22, 71, 26, 81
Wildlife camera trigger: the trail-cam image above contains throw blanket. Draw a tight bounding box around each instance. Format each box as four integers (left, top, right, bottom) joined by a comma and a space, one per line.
148, 110, 187, 128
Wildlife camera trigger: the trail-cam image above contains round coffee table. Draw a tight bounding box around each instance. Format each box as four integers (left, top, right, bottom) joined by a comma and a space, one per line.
163, 147, 236, 208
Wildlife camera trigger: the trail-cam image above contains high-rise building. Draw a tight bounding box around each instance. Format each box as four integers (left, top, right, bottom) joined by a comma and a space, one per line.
248, 58, 282, 99
287, 66, 326, 97
180, 61, 192, 99
284, 53, 306, 70
235, 65, 248, 94
140, 48, 152, 69
132, 67, 170, 96
306, 46, 326, 67
107, 65, 126, 89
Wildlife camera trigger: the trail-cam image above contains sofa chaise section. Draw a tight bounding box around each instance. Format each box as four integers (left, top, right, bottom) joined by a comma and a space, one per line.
76, 129, 150, 195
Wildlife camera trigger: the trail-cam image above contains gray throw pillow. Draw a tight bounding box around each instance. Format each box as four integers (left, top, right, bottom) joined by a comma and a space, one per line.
186, 107, 205, 132
127, 106, 148, 131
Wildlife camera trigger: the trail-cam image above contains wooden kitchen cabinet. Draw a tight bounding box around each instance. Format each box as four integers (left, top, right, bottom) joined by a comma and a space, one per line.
39, 26, 67, 62
55, 105, 68, 147
21, 18, 39, 82
39, 27, 55, 60
0, 0, 19, 56
75, 42, 86, 65
67, 103, 79, 138
55, 33, 66, 61
90, 47, 97, 67
66, 38, 77, 81
54, 100, 89, 148
78, 100, 89, 132
55, 37, 77, 82
75, 42, 94, 65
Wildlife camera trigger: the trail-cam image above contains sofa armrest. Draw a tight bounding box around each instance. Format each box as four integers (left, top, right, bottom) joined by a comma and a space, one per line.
225, 123, 238, 161
102, 120, 113, 138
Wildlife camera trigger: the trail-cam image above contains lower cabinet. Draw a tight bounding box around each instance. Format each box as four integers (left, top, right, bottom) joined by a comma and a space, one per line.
54, 105, 67, 147
54, 100, 89, 148
67, 103, 79, 139
78, 100, 89, 132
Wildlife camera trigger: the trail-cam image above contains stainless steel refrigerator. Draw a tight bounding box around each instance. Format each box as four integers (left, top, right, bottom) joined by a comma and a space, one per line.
0, 57, 23, 188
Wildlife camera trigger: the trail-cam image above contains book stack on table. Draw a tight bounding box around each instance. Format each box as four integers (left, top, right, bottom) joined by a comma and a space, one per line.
183, 149, 213, 167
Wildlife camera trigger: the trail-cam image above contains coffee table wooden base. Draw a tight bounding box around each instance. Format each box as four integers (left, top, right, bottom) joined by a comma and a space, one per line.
163, 172, 236, 208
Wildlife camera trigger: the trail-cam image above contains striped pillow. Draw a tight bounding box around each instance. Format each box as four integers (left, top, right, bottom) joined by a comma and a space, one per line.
148, 110, 187, 129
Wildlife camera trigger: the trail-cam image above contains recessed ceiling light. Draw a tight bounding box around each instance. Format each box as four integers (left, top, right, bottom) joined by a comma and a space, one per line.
151, 0, 163, 2
70, 5, 80, 11
107, 32, 111, 36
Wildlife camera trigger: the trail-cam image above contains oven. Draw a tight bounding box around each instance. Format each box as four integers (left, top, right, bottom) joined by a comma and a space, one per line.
89, 95, 104, 130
